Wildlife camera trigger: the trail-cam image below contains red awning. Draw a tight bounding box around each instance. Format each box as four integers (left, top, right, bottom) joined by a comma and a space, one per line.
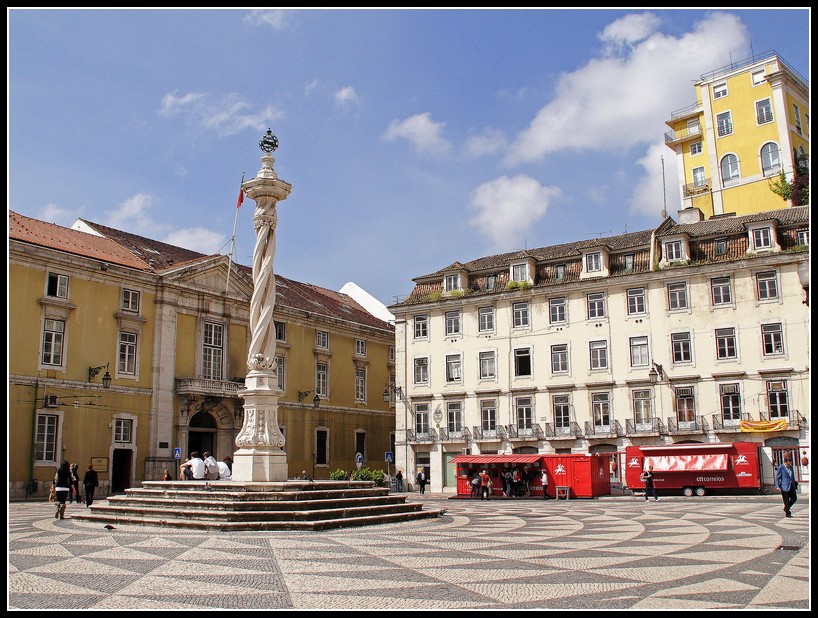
452, 455, 543, 464
639, 444, 731, 452
645, 454, 729, 472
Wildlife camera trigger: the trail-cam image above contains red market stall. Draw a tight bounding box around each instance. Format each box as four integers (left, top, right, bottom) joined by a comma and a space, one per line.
624, 442, 761, 496
452, 453, 611, 498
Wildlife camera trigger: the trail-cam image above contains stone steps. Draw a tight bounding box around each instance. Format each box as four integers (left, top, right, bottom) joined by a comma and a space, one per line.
71, 480, 442, 531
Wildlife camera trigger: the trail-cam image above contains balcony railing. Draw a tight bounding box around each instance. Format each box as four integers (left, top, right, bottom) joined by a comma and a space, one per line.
471, 425, 507, 441
664, 123, 702, 144
625, 417, 665, 436
406, 428, 437, 443
758, 410, 805, 429
584, 419, 623, 438
505, 424, 545, 440
175, 377, 244, 398
543, 422, 582, 440
666, 415, 708, 434
711, 413, 750, 431
683, 179, 711, 197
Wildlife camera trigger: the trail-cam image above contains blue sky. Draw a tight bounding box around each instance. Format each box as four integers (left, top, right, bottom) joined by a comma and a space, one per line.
8, 9, 810, 308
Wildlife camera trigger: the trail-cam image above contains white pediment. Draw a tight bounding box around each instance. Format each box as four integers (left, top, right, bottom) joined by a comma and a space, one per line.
157, 255, 254, 298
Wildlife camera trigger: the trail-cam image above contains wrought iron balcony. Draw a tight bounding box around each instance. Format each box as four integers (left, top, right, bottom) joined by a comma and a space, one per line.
682, 179, 711, 197
711, 413, 750, 432
625, 417, 665, 436
175, 377, 244, 398
664, 123, 702, 144
543, 422, 582, 440
666, 415, 708, 435
471, 425, 506, 441
757, 410, 805, 429
584, 419, 623, 438
505, 424, 545, 440
406, 428, 437, 443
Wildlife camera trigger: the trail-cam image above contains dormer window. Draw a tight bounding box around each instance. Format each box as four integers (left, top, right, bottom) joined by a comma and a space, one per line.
555, 264, 565, 280
512, 263, 528, 282
746, 222, 779, 253
585, 252, 602, 273
665, 240, 683, 261
444, 274, 461, 292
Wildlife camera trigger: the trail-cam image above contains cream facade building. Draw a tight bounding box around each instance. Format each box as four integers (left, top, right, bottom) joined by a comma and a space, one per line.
389, 207, 809, 494
665, 51, 809, 218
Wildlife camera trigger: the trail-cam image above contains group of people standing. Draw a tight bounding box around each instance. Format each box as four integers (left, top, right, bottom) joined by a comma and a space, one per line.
51, 461, 99, 519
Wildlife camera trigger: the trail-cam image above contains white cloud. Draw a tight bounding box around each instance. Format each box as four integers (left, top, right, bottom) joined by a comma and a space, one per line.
334, 86, 361, 110
305, 79, 320, 95
469, 175, 561, 250
159, 91, 283, 137
106, 193, 170, 236
629, 141, 682, 219
40, 203, 78, 227
504, 12, 750, 165
464, 128, 507, 158
163, 228, 227, 255
382, 112, 453, 158
244, 10, 289, 30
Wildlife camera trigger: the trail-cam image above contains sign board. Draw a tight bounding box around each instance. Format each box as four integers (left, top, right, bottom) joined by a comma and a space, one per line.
90, 457, 108, 473
174, 447, 181, 460
385, 451, 393, 463
355, 452, 364, 469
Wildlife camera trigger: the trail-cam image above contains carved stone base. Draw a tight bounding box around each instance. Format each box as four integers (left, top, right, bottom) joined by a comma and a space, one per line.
231, 448, 289, 482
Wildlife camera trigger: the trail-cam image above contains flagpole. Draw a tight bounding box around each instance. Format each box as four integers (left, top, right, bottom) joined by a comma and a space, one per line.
225, 172, 245, 294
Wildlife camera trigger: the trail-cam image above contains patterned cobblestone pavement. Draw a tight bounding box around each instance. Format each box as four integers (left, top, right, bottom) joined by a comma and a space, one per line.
8, 494, 809, 610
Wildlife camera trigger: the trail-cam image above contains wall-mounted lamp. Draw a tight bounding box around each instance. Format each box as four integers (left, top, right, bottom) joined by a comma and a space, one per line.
797, 260, 809, 306
648, 362, 664, 385
88, 363, 112, 389
382, 385, 403, 403
298, 390, 321, 408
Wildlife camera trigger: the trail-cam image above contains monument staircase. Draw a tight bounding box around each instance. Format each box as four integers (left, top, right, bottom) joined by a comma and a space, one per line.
72, 480, 443, 531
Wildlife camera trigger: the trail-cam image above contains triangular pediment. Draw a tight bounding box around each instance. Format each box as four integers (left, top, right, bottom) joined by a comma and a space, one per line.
158, 255, 254, 298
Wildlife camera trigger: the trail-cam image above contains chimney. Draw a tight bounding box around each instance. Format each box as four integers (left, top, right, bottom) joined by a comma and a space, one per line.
678, 207, 704, 224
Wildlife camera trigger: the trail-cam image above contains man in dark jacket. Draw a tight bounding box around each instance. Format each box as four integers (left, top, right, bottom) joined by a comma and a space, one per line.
83, 464, 99, 508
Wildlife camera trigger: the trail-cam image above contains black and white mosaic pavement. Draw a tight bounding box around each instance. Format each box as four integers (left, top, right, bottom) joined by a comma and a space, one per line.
8, 495, 809, 610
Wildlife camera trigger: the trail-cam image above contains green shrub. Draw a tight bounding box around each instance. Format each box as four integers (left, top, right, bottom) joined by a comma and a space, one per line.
349, 467, 386, 486
329, 468, 348, 480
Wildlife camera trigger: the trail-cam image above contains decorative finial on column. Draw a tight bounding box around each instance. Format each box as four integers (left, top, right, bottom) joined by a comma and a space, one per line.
259, 128, 279, 154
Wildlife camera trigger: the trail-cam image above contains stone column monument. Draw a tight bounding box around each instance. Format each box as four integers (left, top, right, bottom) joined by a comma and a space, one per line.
231, 129, 293, 482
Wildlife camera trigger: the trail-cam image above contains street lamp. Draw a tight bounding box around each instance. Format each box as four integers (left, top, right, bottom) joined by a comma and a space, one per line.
797, 260, 809, 306
298, 390, 321, 408
382, 385, 403, 403
88, 363, 112, 389
648, 362, 664, 385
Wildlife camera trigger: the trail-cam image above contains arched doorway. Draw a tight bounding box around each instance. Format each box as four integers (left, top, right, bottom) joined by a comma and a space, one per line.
188, 411, 218, 459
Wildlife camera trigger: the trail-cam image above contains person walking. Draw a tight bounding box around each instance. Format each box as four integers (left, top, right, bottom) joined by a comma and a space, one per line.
416, 470, 427, 494
540, 468, 550, 500
395, 469, 403, 492
82, 464, 99, 508
641, 465, 660, 501
69, 463, 81, 504
479, 469, 491, 501
774, 454, 798, 518
470, 472, 481, 499
53, 461, 71, 519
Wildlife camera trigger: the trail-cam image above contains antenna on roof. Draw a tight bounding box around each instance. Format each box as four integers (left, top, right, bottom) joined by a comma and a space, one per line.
660, 155, 668, 219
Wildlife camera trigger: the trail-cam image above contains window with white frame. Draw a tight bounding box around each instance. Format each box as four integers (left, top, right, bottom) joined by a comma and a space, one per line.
587, 292, 605, 319
632, 390, 651, 424
414, 357, 429, 385
414, 315, 428, 339
592, 392, 610, 427
585, 252, 602, 273
445, 311, 461, 336
711, 277, 732, 306
629, 336, 649, 368
553, 395, 571, 429
675, 387, 696, 422
202, 321, 223, 380
276, 355, 285, 391
713, 82, 728, 99
756, 98, 773, 124
479, 351, 496, 380
355, 368, 366, 401
623, 254, 634, 272
514, 347, 532, 377
672, 332, 692, 363
551, 344, 569, 373
751, 70, 766, 86
415, 404, 430, 434
35, 413, 60, 463
118, 331, 137, 375
444, 274, 460, 292
447, 401, 463, 433
47, 272, 69, 298
114, 418, 133, 443
690, 142, 703, 156
756, 271, 779, 300
716, 238, 728, 255
715, 327, 737, 360
762, 323, 784, 355
664, 240, 683, 261
720, 154, 740, 185
355, 339, 367, 356
555, 264, 566, 280
626, 288, 646, 315
121, 289, 140, 313
716, 110, 732, 136
512, 263, 529, 282
549, 297, 566, 324
667, 281, 689, 310
516, 397, 533, 430
797, 230, 809, 246
692, 166, 706, 187
445, 354, 462, 383
767, 381, 789, 419
513, 302, 530, 328
274, 321, 286, 341
752, 227, 773, 250
41, 318, 65, 366
589, 340, 608, 370
478, 306, 494, 332
720, 383, 742, 422
316, 330, 329, 349
481, 400, 497, 432
316, 362, 328, 396
486, 273, 497, 290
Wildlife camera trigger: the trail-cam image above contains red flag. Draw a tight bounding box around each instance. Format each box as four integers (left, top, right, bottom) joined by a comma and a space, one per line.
237, 188, 244, 209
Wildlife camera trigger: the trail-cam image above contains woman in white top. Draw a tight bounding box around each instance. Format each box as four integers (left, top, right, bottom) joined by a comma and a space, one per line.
540, 469, 550, 500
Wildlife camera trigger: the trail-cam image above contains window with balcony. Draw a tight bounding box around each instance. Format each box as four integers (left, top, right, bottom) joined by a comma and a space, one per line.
414, 315, 428, 339
481, 400, 497, 433
675, 387, 696, 423
415, 404, 430, 435
762, 323, 784, 356
715, 327, 737, 360
592, 393, 610, 427
516, 397, 533, 430
202, 321, 223, 380
756, 98, 773, 124
553, 395, 571, 429
632, 390, 651, 424
720, 383, 742, 423
447, 401, 463, 433
716, 111, 732, 136
756, 271, 779, 301
767, 381, 789, 419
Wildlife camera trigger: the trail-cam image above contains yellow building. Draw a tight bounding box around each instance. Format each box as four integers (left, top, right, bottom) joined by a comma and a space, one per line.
9, 211, 397, 499
665, 51, 809, 218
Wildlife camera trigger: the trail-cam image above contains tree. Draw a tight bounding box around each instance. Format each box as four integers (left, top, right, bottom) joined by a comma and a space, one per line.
769, 150, 810, 206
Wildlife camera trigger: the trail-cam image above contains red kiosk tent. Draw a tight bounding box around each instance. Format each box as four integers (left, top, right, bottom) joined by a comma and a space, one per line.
452, 453, 611, 498
624, 442, 761, 496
